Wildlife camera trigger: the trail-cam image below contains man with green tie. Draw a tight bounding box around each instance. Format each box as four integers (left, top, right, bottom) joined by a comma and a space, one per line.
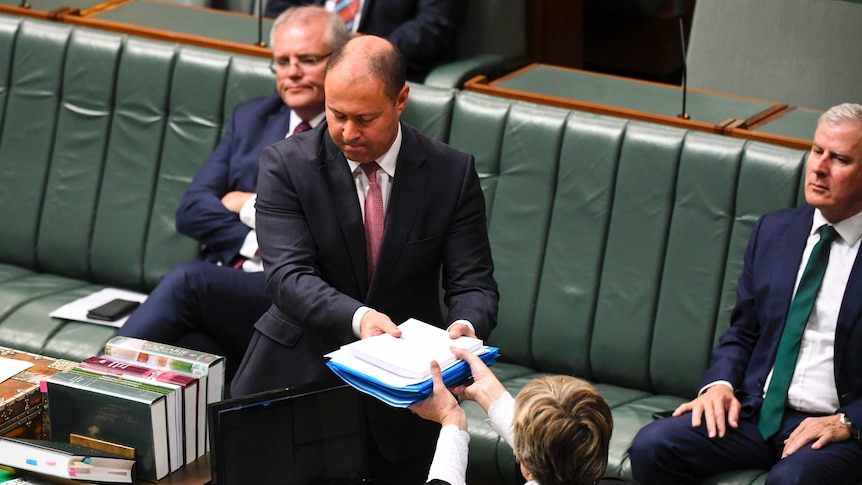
630, 103, 862, 484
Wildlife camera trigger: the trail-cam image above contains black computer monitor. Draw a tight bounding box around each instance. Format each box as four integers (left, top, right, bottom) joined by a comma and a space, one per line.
208, 381, 370, 485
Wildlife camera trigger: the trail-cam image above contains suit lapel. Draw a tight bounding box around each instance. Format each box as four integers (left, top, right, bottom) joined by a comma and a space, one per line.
319, 133, 370, 294
834, 235, 862, 368
261, 103, 292, 145
369, 124, 429, 291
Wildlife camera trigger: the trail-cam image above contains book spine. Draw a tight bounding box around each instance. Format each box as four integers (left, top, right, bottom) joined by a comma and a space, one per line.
104, 337, 222, 375
79, 357, 195, 387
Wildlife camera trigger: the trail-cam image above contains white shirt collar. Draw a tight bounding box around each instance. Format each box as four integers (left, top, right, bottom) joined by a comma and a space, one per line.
287, 110, 325, 137
346, 122, 402, 179
813, 208, 862, 246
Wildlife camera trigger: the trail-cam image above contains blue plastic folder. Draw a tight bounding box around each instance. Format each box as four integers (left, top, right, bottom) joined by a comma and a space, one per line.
327, 346, 500, 407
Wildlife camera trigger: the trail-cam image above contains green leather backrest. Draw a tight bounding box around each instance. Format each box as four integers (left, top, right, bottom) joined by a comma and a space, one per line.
402, 82, 456, 144
447, 91, 808, 398
0, 16, 274, 292
449, 93, 569, 367
0, 19, 68, 269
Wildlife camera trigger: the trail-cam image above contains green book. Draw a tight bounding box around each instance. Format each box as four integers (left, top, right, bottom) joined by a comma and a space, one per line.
67, 367, 183, 474
46, 371, 170, 482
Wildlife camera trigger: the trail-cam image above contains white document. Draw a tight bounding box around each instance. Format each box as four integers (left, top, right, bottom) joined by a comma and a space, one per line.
0, 357, 33, 383
344, 318, 483, 379
49, 288, 148, 328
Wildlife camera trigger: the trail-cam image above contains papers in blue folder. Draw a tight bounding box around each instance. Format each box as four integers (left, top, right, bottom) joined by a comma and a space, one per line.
325, 319, 500, 407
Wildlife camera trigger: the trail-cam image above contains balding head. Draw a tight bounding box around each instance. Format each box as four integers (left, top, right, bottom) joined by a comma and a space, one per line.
326, 35, 406, 102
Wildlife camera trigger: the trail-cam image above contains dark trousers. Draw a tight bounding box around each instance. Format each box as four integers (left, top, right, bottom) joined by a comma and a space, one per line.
117, 261, 270, 390
630, 408, 862, 485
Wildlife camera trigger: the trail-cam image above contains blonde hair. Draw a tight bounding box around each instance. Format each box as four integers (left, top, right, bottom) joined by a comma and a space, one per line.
512, 376, 612, 485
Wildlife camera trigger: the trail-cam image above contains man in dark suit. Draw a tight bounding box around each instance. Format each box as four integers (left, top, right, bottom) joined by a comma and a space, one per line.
231, 35, 498, 483
117, 6, 350, 387
630, 103, 862, 484
263, 0, 467, 81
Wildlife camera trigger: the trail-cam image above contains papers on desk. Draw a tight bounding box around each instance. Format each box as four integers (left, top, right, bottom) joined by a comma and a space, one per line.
0, 357, 33, 384
325, 318, 500, 407
49, 288, 147, 328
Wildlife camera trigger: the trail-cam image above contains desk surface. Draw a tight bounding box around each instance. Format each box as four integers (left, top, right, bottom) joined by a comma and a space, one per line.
467, 63, 786, 133
137, 454, 210, 485
753, 107, 820, 140
89, 0, 271, 47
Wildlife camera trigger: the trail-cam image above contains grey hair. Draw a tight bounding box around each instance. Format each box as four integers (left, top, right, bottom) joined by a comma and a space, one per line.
819, 103, 862, 126
269, 5, 350, 52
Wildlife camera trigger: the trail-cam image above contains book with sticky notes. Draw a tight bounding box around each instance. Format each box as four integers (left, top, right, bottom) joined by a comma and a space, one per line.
0, 437, 135, 483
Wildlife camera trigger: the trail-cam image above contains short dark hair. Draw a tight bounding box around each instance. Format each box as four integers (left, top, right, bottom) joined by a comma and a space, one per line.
327, 36, 406, 102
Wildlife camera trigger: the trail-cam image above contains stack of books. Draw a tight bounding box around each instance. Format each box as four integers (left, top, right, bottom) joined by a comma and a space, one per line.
325, 319, 500, 407
45, 338, 224, 482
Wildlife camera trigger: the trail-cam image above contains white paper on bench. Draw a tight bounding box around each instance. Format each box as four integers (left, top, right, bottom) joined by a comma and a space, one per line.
49, 288, 148, 328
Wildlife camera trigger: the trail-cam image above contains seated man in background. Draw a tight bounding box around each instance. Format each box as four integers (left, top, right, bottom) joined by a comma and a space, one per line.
263, 0, 467, 81
630, 103, 862, 484
411, 347, 638, 485
116, 6, 350, 389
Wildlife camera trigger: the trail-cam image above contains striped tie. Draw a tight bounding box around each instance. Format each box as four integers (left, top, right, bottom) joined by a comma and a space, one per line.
335, 0, 359, 31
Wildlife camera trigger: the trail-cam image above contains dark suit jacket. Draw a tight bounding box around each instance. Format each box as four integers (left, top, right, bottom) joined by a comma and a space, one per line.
231, 121, 498, 460
175, 93, 290, 265
702, 204, 862, 426
263, 0, 467, 81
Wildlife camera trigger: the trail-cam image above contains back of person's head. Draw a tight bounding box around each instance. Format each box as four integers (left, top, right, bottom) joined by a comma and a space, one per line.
513, 376, 612, 485
326, 35, 406, 103
269, 5, 350, 51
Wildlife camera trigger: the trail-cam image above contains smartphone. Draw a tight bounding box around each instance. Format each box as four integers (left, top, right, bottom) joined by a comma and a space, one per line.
87, 298, 140, 321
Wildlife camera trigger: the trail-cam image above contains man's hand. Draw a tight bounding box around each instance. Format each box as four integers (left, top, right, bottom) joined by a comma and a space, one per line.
409, 360, 467, 430
781, 414, 852, 458
221, 191, 255, 214
674, 384, 741, 438
448, 322, 476, 339
359, 310, 401, 339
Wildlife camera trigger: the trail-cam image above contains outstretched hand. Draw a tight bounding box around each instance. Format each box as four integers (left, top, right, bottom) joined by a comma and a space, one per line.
409, 360, 467, 430
448, 347, 506, 413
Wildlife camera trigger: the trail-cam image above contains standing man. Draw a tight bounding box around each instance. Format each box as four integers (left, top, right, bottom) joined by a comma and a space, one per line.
231, 35, 498, 483
117, 6, 349, 390
263, 0, 467, 82
630, 103, 862, 484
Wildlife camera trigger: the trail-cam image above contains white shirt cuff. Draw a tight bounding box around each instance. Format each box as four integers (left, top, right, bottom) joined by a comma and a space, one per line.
446, 319, 475, 336
426, 424, 469, 485
239, 229, 260, 261
699, 380, 734, 396
239, 194, 257, 228
352, 306, 373, 338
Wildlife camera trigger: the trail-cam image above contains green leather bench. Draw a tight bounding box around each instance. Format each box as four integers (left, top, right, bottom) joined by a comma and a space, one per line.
0, 14, 813, 484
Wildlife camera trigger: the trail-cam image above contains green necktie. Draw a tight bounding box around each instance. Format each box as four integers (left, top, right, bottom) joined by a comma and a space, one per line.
758, 224, 839, 439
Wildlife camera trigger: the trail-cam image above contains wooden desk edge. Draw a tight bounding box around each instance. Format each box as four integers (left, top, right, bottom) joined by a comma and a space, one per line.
57, 14, 271, 57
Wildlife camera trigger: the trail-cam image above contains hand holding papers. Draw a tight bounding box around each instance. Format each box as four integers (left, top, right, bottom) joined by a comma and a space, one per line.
326, 318, 499, 407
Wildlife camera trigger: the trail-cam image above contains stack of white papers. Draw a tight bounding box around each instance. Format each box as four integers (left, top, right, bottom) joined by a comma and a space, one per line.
325, 318, 500, 407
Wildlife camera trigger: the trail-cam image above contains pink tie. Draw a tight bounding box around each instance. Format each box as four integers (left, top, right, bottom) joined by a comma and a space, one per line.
335, 0, 359, 31
361, 162, 384, 279
293, 120, 311, 135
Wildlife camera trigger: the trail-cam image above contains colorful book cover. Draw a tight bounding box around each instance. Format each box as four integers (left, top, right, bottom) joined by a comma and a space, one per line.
45, 371, 170, 482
